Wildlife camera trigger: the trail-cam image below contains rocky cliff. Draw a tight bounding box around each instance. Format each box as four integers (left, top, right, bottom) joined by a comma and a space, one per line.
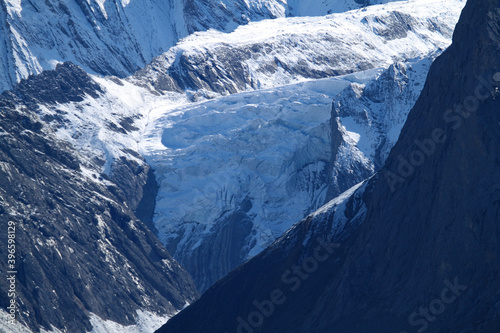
0, 63, 198, 333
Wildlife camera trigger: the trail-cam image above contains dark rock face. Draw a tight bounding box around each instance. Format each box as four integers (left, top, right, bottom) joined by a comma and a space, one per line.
0, 63, 198, 332
132, 166, 161, 234
2, 62, 102, 106
156, 0, 500, 332
165, 205, 255, 293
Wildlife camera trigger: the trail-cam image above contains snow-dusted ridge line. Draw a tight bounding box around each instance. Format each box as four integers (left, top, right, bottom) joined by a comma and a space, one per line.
311, 180, 367, 219
0, 0, 186, 92
175, 0, 456, 48
0, 0, 403, 93
134, 0, 465, 95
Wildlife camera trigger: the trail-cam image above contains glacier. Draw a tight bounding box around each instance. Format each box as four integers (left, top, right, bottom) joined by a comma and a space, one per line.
139, 57, 440, 292
26, 0, 466, 293
139, 72, 375, 291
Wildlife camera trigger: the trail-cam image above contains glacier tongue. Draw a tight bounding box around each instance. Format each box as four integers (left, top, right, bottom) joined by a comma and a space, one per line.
140, 72, 378, 285
139, 58, 441, 291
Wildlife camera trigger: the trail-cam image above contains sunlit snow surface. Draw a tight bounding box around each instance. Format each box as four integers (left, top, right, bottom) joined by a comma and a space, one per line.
89, 310, 172, 333
0, 0, 406, 92
137, 0, 463, 95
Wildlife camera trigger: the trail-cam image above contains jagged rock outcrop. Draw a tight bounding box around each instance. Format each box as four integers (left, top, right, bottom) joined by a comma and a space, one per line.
157, 0, 500, 331
0, 63, 198, 333
327, 57, 436, 197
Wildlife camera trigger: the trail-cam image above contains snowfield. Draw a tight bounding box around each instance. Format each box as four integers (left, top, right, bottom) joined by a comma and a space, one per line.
134, 0, 463, 95
0, 310, 172, 333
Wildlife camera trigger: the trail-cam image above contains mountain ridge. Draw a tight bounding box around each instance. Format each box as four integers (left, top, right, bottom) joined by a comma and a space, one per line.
0, 0, 402, 93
